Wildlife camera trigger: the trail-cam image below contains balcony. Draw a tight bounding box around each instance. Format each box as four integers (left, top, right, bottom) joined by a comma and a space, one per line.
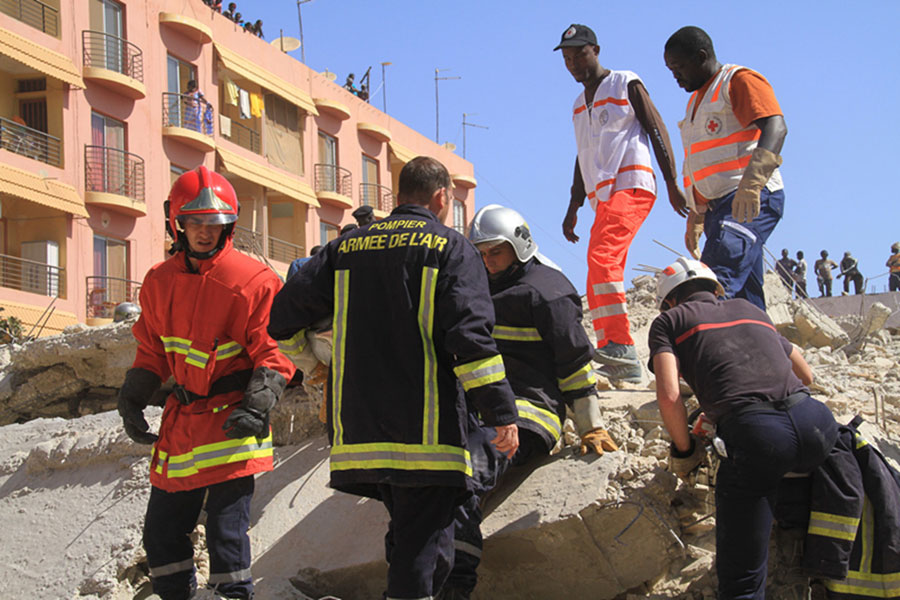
314, 163, 352, 208
159, 12, 212, 45
359, 182, 395, 215
220, 118, 260, 154
85, 275, 140, 322
233, 225, 262, 255
0, 116, 61, 167
0, 252, 65, 298
0, 0, 59, 37
84, 145, 146, 216
82, 30, 145, 99
268, 237, 303, 264
162, 92, 215, 152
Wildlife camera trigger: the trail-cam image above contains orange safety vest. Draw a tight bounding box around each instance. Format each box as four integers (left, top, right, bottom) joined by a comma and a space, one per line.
572, 70, 655, 209
131, 241, 295, 492
678, 64, 783, 203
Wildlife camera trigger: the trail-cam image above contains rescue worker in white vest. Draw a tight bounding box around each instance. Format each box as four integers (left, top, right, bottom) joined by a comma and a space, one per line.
117, 166, 295, 600
438, 205, 618, 600
664, 26, 788, 311
556, 23, 689, 385
649, 257, 838, 600
267, 156, 519, 600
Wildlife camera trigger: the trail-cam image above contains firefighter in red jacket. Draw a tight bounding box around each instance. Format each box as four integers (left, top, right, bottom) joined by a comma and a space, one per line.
116, 166, 294, 600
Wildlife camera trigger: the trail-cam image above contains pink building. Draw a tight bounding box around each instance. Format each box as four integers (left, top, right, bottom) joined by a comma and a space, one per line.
0, 0, 477, 336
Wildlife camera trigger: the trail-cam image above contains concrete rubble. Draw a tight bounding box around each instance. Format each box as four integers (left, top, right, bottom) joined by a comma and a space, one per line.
0, 273, 898, 599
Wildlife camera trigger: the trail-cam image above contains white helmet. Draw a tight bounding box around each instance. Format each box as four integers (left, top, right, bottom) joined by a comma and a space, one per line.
468, 204, 537, 262
655, 257, 724, 309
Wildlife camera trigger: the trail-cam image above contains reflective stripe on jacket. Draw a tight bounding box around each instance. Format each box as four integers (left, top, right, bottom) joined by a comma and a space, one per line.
268, 204, 516, 498
572, 70, 656, 209
678, 64, 783, 202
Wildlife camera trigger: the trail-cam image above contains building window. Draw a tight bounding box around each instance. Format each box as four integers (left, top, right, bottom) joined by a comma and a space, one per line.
265, 94, 304, 175
453, 199, 466, 234
320, 221, 339, 245
361, 155, 379, 207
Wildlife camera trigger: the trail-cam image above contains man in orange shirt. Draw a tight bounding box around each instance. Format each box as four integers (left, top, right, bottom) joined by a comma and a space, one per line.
664, 26, 787, 310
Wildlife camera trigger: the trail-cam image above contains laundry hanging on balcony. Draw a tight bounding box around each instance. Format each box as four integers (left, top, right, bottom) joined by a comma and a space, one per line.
223, 75, 239, 106
239, 89, 251, 119
250, 93, 263, 118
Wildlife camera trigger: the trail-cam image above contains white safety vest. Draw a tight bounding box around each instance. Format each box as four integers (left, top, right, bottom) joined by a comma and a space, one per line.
679, 64, 783, 203
572, 70, 655, 210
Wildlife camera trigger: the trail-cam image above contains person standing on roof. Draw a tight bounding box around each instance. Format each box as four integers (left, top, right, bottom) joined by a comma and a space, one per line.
649, 257, 838, 600
438, 205, 618, 599
664, 26, 787, 311
887, 243, 900, 292
793, 250, 808, 299
556, 23, 688, 385
838, 251, 864, 295
267, 156, 518, 600
814, 250, 838, 297
116, 166, 295, 600
775, 248, 797, 296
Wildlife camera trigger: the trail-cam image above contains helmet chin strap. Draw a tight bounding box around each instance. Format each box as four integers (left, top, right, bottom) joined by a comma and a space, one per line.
175, 225, 234, 260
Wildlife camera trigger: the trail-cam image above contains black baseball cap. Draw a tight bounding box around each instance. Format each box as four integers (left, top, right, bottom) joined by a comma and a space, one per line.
352, 205, 373, 218
553, 24, 598, 51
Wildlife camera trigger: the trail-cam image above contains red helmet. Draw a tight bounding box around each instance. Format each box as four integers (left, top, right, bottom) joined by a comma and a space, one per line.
167, 166, 239, 235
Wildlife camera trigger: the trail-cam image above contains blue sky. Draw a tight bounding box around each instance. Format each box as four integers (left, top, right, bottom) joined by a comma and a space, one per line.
251, 0, 900, 295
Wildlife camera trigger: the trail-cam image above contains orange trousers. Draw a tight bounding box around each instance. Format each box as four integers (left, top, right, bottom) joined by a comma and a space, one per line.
586, 188, 655, 347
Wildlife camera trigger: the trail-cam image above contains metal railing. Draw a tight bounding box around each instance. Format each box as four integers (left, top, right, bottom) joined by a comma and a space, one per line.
233, 225, 262, 254
84, 145, 145, 204
221, 119, 260, 154
268, 237, 303, 264
0, 253, 65, 298
82, 30, 144, 83
0, 0, 58, 36
315, 163, 352, 198
0, 116, 61, 166
162, 92, 214, 136
359, 182, 395, 213
85, 275, 140, 319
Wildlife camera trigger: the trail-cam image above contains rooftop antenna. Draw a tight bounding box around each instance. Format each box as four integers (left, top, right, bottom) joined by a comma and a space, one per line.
462, 113, 488, 159
434, 68, 460, 143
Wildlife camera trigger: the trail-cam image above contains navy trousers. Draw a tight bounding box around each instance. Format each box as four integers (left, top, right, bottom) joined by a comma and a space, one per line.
702, 187, 784, 311
715, 396, 838, 599
144, 475, 255, 600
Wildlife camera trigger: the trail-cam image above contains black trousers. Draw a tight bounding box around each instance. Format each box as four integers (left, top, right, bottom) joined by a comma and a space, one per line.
144, 475, 255, 600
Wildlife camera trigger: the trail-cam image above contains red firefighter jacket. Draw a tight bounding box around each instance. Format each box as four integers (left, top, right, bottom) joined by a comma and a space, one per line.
132, 240, 294, 492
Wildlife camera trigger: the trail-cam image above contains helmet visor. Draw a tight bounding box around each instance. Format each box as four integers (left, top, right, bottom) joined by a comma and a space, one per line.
177, 213, 238, 227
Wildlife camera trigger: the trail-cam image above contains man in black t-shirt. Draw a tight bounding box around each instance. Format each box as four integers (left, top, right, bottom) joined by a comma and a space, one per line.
648, 257, 838, 600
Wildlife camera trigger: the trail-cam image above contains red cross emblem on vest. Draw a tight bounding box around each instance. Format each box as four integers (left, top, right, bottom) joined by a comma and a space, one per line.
705, 117, 723, 135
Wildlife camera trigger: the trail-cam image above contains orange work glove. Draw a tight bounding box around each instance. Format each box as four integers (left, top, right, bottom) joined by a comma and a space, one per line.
580, 428, 619, 456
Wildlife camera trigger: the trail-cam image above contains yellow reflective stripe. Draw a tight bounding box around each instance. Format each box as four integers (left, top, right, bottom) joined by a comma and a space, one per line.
808, 510, 860, 541
160, 335, 210, 368
493, 325, 542, 342
856, 432, 870, 449
419, 267, 439, 445
212, 404, 232, 413
454, 355, 506, 392
558, 362, 597, 392
216, 341, 244, 359
824, 571, 900, 597
331, 270, 350, 445
516, 399, 561, 441
277, 328, 308, 356
165, 434, 274, 478
330, 442, 472, 476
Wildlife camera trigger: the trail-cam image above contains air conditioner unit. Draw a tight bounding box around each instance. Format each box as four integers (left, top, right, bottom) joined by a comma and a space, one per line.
21, 240, 59, 296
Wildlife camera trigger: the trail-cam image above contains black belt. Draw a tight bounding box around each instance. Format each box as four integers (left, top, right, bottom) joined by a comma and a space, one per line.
719, 391, 809, 429
172, 369, 253, 406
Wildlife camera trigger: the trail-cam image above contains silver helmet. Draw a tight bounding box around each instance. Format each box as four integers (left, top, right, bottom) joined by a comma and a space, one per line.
113, 302, 141, 322
467, 204, 537, 262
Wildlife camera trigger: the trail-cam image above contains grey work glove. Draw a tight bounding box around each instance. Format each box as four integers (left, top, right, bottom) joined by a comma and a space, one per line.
117, 367, 162, 444
223, 366, 287, 439
667, 434, 706, 481
732, 147, 782, 223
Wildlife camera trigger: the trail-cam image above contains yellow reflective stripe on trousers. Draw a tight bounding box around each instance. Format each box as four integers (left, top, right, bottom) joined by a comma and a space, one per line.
454, 355, 505, 392
516, 399, 561, 441
418, 267, 439, 445
277, 328, 308, 356
330, 442, 472, 476
808, 510, 860, 541
331, 270, 350, 446
558, 362, 597, 392
164, 433, 274, 478
493, 325, 542, 342
150, 558, 195, 577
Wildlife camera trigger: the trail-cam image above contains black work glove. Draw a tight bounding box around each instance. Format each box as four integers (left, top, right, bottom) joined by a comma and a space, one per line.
223, 366, 287, 439
117, 367, 162, 444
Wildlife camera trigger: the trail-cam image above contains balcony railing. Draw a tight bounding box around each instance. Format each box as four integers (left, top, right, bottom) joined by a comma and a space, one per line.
268, 236, 303, 264
221, 119, 260, 154
359, 182, 395, 213
85, 275, 141, 319
82, 30, 144, 83
162, 92, 214, 136
314, 163, 352, 198
0, 253, 65, 298
84, 145, 145, 203
233, 225, 262, 254
0, 0, 59, 36
0, 116, 61, 167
